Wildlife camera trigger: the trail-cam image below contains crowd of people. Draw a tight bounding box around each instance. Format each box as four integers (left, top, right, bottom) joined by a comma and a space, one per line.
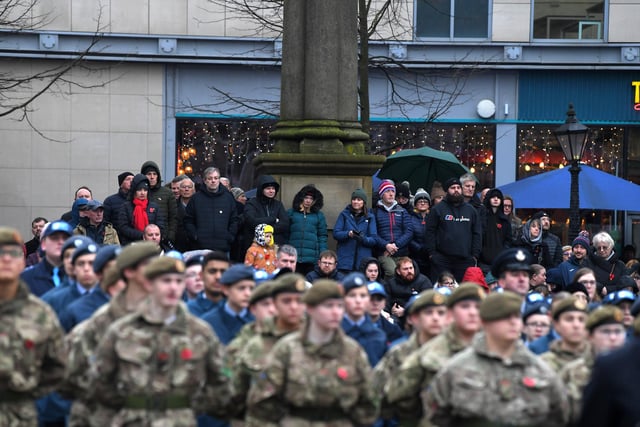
3, 161, 640, 426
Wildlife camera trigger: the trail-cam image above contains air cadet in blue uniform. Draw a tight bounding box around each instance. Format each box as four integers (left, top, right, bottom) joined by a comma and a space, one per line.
340, 272, 387, 366
187, 251, 230, 317
202, 264, 256, 345
21, 220, 74, 296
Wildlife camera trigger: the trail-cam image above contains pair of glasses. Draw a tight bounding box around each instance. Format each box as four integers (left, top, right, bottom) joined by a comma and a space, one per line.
0, 247, 23, 258
578, 280, 597, 286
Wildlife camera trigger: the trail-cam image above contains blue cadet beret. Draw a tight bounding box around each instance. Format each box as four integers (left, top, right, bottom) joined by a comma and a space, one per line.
71, 241, 99, 265
545, 268, 563, 286
522, 293, 551, 322
164, 250, 184, 261
404, 293, 420, 313
42, 220, 74, 239
602, 289, 636, 306
185, 253, 205, 268
367, 281, 387, 298
93, 245, 122, 274
491, 248, 533, 278
62, 235, 94, 257
342, 272, 368, 294
220, 264, 255, 286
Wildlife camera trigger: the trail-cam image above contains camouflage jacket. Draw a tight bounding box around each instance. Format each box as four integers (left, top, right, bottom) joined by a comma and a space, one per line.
246, 324, 378, 427
386, 324, 469, 421
425, 332, 570, 427
560, 348, 596, 424
0, 281, 66, 427
89, 300, 232, 426
540, 339, 590, 373
232, 317, 298, 419
373, 333, 421, 422
226, 321, 260, 365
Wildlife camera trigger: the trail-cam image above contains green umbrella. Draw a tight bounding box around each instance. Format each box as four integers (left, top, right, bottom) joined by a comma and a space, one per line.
378, 147, 470, 193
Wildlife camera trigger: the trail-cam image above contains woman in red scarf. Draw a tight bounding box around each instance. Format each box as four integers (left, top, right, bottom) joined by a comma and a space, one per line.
116, 174, 165, 244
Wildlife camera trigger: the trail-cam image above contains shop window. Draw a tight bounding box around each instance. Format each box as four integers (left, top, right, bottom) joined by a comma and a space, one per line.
517, 124, 623, 180
176, 118, 496, 190
415, 0, 490, 39
532, 0, 605, 40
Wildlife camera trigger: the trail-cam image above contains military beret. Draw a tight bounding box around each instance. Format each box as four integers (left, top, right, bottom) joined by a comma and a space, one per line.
100, 265, 122, 292
271, 273, 306, 297
41, 220, 74, 239
551, 296, 588, 320
446, 283, 486, 308
522, 299, 551, 322
302, 279, 344, 306
0, 227, 23, 246
409, 289, 448, 315
479, 291, 523, 321
249, 281, 275, 305
219, 264, 255, 286
491, 248, 533, 278
586, 305, 624, 332
93, 245, 121, 273
116, 242, 161, 276
602, 289, 636, 306
71, 241, 99, 265
342, 272, 368, 294
144, 256, 186, 280
62, 236, 94, 257
367, 282, 387, 298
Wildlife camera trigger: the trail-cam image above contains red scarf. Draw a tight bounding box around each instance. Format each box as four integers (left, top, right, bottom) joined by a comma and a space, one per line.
132, 199, 149, 231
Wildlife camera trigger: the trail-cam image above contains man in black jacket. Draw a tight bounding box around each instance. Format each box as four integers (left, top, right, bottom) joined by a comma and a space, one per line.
141, 160, 178, 244
184, 167, 239, 252
425, 177, 482, 283
385, 257, 433, 322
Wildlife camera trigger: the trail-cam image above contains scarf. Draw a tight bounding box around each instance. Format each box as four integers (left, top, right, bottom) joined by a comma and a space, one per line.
132, 198, 149, 231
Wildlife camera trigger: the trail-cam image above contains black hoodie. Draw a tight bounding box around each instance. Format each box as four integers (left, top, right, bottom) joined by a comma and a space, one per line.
243, 175, 290, 250
140, 161, 178, 241
480, 188, 513, 265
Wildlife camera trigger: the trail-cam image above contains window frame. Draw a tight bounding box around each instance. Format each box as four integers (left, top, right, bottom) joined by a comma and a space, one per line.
414, 0, 493, 42
530, 0, 608, 43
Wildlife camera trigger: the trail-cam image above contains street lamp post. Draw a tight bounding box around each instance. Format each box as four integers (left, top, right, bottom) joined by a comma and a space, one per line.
554, 104, 590, 242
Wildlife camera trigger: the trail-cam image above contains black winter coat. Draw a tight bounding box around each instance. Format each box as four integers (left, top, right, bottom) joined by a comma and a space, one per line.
590, 250, 627, 293
385, 260, 433, 311
243, 175, 289, 250
116, 200, 164, 244
183, 186, 238, 252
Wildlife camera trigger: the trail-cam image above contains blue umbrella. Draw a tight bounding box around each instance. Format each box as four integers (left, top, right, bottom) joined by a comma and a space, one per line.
498, 165, 640, 210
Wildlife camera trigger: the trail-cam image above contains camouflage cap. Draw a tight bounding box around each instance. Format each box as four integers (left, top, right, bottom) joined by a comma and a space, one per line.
302, 279, 344, 306
249, 281, 275, 305
409, 289, 447, 315
586, 305, 624, 332
144, 256, 186, 280
271, 273, 306, 297
551, 295, 588, 320
446, 283, 486, 308
116, 242, 161, 276
479, 291, 523, 321
0, 227, 23, 246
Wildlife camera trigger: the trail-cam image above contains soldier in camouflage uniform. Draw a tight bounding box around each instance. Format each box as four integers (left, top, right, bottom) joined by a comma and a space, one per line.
561, 305, 625, 424
373, 289, 448, 426
0, 227, 66, 427
425, 292, 570, 427
385, 283, 485, 423
60, 242, 160, 427
226, 280, 276, 364
232, 273, 306, 424
540, 296, 589, 372
247, 279, 378, 427
89, 256, 232, 426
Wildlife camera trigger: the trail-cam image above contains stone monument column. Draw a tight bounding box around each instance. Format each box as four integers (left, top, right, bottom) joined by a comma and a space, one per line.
254, 0, 384, 249
271, 0, 368, 155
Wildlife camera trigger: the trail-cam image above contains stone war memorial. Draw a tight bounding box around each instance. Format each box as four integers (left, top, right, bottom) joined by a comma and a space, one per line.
254, 0, 385, 231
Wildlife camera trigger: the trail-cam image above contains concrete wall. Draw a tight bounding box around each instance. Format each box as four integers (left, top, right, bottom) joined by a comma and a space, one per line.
0, 60, 164, 238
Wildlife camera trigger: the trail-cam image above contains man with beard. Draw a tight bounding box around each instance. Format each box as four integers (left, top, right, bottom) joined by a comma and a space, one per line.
425, 177, 482, 283
385, 257, 433, 324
